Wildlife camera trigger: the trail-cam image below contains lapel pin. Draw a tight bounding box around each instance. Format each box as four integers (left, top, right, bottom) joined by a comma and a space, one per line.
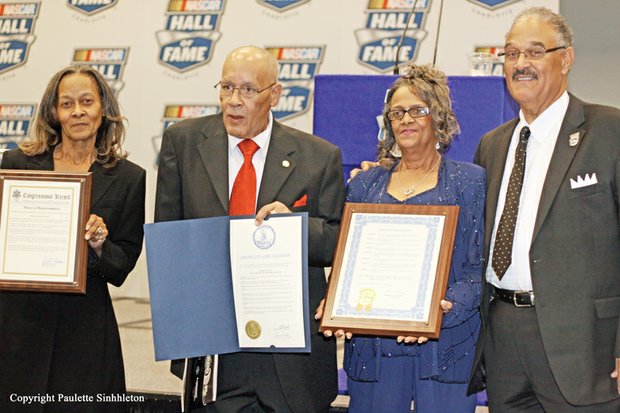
569, 132, 580, 147
282, 160, 290, 168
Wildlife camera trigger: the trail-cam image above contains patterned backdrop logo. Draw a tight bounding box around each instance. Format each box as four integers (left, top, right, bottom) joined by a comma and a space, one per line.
156, 0, 225, 73
474, 45, 505, 76
66, 0, 118, 15
256, 0, 310, 12
267, 46, 324, 121
467, 0, 520, 10
0, 103, 36, 155
72, 47, 129, 96
152, 104, 220, 165
0, 2, 40, 75
356, 0, 430, 73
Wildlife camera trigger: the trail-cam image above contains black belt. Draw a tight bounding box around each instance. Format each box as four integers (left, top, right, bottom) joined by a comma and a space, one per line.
493, 287, 535, 307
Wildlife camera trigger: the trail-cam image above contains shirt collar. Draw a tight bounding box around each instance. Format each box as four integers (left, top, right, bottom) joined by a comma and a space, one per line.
227, 111, 273, 152
517, 91, 569, 142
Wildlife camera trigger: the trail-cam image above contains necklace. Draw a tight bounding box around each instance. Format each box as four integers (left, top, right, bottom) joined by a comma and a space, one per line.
394, 154, 441, 196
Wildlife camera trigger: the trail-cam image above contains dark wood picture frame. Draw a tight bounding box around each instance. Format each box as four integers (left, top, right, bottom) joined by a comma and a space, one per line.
320, 203, 459, 338
0, 170, 92, 294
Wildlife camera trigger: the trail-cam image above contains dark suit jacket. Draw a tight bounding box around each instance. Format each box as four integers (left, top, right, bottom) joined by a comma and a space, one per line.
155, 113, 345, 412
0, 149, 145, 413
468, 95, 620, 406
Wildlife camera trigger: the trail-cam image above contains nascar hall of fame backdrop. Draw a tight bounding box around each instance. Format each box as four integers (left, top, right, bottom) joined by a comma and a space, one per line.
0, 0, 558, 298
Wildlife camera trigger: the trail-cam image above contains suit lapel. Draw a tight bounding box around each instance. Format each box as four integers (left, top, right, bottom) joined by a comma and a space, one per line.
257, 121, 296, 209
198, 118, 229, 213
24, 151, 116, 208
532, 95, 586, 241
484, 119, 517, 251
25, 151, 53, 170
89, 163, 117, 207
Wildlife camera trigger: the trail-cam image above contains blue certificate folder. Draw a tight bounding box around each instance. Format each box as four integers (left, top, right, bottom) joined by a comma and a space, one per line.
144, 213, 310, 361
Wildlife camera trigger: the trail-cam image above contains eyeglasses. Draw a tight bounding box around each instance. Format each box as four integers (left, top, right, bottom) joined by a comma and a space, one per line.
387, 106, 430, 121
498, 46, 566, 62
214, 82, 275, 100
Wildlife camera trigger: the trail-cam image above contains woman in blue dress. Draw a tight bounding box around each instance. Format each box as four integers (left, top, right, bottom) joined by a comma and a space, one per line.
339, 64, 485, 412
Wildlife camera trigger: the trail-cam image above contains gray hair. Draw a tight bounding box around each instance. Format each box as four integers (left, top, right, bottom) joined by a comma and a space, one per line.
509, 7, 573, 47
377, 64, 459, 164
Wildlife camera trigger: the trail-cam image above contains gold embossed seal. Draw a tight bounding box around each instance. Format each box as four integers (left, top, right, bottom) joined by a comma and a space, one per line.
245, 320, 261, 339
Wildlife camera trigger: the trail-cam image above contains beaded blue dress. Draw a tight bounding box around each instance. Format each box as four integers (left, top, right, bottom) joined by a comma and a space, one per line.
344, 157, 485, 413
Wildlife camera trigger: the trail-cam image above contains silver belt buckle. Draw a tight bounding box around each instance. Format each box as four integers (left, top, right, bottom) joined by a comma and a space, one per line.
513, 290, 535, 307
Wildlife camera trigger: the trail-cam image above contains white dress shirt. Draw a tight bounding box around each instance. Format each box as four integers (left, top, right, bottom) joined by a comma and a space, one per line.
227, 111, 273, 209
487, 92, 570, 291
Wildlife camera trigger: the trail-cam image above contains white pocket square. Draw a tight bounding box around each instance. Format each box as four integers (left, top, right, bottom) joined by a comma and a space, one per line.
570, 173, 598, 189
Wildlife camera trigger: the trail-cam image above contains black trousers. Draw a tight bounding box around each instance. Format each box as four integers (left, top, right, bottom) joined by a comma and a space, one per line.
192, 353, 293, 413
484, 299, 620, 412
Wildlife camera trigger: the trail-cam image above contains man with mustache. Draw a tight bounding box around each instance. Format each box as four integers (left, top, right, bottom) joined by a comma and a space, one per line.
155, 46, 344, 412
467, 7, 620, 412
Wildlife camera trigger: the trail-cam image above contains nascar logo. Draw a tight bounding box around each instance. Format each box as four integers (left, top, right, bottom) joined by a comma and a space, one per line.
0, 103, 36, 154
72, 47, 129, 96
152, 104, 220, 165
256, 0, 310, 12
66, 0, 118, 15
356, 0, 430, 73
267, 46, 324, 121
467, 0, 520, 10
156, 0, 225, 73
0, 2, 40, 75
161, 104, 220, 128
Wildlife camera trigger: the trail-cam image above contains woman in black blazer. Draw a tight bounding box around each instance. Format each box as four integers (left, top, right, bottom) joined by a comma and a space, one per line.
0, 65, 145, 413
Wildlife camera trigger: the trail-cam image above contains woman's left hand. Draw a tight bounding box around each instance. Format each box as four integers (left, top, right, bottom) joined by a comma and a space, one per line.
396, 300, 454, 344
85, 214, 108, 256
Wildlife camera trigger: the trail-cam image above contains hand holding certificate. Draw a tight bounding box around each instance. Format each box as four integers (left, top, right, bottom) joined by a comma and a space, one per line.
0, 170, 92, 294
230, 215, 307, 349
320, 203, 459, 338
145, 213, 310, 360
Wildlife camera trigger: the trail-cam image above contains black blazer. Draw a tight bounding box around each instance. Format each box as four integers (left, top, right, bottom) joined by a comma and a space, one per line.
0, 149, 145, 413
155, 113, 345, 412
468, 95, 620, 406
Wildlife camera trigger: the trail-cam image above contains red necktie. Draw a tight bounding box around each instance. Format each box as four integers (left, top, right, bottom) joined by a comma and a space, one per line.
229, 139, 260, 216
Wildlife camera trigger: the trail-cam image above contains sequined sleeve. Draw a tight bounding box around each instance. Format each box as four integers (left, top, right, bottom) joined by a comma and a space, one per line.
441, 170, 485, 329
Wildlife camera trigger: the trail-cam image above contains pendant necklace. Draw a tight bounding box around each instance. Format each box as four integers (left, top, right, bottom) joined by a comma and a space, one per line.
395, 154, 440, 196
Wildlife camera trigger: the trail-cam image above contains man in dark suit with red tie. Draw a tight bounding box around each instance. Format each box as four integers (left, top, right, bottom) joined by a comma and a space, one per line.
155, 46, 345, 412
468, 7, 620, 412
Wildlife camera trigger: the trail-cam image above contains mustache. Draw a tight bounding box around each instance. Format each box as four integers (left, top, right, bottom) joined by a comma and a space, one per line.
512, 68, 538, 80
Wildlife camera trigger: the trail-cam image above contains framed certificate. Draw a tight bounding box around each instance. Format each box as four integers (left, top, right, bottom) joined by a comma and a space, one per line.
0, 170, 92, 294
320, 203, 459, 338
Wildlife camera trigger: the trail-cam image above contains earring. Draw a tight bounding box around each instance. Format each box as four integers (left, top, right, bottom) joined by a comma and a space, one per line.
435, 141, 440, 150
390, 144, 402, 158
